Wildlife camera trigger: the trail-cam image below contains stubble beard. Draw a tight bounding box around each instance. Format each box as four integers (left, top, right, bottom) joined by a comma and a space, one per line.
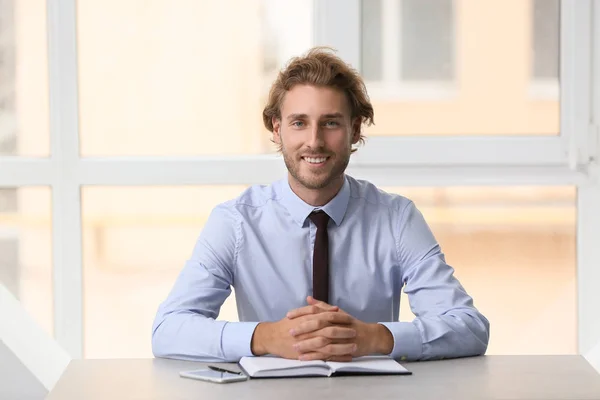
282, 146, 351, 190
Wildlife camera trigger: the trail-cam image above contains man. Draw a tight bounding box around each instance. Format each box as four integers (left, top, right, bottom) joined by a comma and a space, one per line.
152, 47, 489, 363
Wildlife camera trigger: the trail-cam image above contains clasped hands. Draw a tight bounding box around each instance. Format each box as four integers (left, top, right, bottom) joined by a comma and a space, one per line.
251, 296, 393, 362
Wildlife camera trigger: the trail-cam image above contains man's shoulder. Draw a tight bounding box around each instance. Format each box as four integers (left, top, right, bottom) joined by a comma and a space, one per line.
214, 181, 280, 213
347, 175, 413, 212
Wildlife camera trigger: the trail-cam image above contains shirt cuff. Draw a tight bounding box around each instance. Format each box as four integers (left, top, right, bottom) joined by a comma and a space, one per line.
378, 321, 423, 361
221, 321, 260, 361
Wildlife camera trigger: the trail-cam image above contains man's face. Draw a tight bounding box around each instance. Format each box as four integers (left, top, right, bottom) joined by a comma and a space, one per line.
273, 85, 359, 191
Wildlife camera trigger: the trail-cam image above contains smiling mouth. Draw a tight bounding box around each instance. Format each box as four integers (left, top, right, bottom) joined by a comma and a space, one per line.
302, 156, 329, 165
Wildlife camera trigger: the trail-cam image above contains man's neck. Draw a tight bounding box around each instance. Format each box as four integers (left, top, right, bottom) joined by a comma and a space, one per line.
288, 174, 345, 207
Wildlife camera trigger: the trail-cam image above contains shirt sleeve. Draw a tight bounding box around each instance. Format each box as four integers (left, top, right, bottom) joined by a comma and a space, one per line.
151, 203, 257, 362
382, 201, 490, 361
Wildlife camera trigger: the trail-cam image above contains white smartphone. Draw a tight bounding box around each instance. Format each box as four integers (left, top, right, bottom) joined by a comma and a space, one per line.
179, 368, 248, 384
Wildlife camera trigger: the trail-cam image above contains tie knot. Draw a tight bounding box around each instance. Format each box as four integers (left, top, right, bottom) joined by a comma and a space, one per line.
309, 211, 330, 229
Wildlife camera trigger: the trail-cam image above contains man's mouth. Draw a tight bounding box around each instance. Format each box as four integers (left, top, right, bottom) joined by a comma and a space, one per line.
302, 156, 329, 165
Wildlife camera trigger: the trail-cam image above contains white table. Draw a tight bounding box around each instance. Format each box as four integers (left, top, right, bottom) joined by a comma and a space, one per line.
47, 355, 600, 399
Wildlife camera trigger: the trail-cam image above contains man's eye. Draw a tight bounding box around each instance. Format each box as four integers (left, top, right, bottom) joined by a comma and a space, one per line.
324, 121, 339, 127
292, 121, 305, 127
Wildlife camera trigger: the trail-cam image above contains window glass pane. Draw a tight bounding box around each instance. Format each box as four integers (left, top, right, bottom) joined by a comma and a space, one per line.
82, 186, 247, 358
361, 0, 383, 81
77, 0, 313, 157
362, 0, 560, 136
533, 0, 560, 79
0, 187, 53, 337
384, 186, 576, 355
0, 0, 49, 156
400, 0, 454, 81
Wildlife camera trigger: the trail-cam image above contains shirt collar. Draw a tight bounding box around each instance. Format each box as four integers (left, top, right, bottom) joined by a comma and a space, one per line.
278, 175, 350, 227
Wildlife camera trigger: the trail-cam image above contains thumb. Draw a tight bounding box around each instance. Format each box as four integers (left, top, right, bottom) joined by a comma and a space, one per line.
306, 296, 338, 311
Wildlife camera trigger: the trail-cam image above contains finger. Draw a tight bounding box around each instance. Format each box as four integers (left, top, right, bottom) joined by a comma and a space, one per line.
287, 304, 338, 319
290, 318, 325, 337
293, 336, 331, 354
320, 326, 357, 339
294, 326, 356, 341
321, 311, 354, 325
306, 296, 337, 311
307, 297, 351, 317
286, 305, 323, 319
295, 352, 328, 361
294, 337, 354, 353
290, 313, 353, 336
298, 343, 357, 360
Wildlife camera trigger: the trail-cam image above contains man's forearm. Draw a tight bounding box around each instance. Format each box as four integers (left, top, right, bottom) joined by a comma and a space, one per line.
152, 312, 258, 362
379, 310, 489, 360
370, 323, 394, 355
250, 322, 272, 356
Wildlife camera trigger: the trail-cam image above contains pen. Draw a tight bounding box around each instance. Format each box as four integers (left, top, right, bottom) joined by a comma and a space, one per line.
208, 365, 242, 375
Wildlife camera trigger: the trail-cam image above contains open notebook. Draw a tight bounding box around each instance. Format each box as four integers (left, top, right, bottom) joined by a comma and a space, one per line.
238, 356, 411, 378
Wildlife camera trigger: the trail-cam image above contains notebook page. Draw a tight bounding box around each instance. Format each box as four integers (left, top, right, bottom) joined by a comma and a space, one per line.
326, 356, 409, 374
239, 357, 330, 377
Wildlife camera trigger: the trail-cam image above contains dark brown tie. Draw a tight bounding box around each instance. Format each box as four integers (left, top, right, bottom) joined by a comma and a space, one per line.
309, 211, 330, 303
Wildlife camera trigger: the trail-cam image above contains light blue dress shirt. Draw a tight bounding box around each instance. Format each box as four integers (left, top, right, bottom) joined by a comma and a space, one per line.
152, 175, 489, 362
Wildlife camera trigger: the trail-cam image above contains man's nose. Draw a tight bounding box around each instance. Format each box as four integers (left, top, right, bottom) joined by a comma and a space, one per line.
307, 125, 325, 148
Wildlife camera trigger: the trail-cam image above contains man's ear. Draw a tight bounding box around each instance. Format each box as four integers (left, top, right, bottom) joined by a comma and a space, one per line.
351, 118, 362, 144
272, 117, 282, 144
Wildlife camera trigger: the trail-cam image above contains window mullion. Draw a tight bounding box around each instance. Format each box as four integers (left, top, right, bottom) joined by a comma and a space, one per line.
382, 0, 400, 83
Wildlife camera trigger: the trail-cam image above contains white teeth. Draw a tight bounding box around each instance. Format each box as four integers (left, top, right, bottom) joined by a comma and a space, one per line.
304, 157, 327, 164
